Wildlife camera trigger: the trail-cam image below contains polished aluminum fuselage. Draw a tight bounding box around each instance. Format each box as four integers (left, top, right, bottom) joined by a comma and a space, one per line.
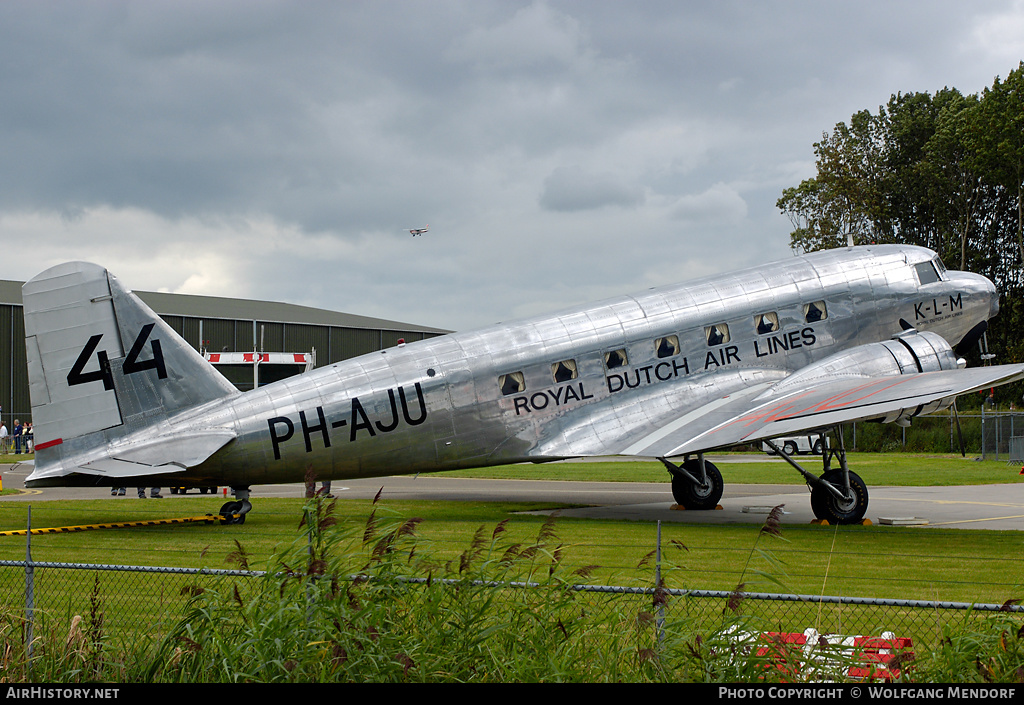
166, 244, 994, 487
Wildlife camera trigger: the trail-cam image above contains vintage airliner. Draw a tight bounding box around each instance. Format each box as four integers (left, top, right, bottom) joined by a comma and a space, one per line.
21, 244, 1024, 524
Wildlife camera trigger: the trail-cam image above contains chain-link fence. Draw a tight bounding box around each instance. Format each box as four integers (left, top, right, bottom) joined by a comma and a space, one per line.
2, 558, 1021, 655
976, 411, 1024, 462
838, 411, 1024, 460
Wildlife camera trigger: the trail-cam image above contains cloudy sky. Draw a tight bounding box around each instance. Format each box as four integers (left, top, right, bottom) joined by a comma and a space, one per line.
1, 1, 1022, 332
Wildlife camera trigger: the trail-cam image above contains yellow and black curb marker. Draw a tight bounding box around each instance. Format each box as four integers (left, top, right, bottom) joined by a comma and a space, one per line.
0, 514, 238, 536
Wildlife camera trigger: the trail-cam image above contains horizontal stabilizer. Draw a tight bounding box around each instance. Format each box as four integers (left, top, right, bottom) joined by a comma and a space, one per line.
78, 458, 191, 478
28, 429, 236, 483
111, 429, 237, 468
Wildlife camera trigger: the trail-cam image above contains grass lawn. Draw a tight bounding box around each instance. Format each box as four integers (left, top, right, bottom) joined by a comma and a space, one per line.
1, 486, 1021, 606
0, 452, 1021, 609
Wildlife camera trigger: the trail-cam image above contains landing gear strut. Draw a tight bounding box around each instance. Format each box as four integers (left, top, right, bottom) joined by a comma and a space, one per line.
766, 427, 868, 525
660, 455, 724, 510
220, 486, 252, 525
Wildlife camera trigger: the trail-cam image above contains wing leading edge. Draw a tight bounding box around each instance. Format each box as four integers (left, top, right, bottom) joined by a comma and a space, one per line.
612, 364, 1024, 459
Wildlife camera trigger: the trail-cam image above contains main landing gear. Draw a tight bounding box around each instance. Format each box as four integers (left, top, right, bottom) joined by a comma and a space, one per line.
766, 426, 868, 525
220, 486, 252, 525
661, 426, 868, 525
660, 455, 724, 510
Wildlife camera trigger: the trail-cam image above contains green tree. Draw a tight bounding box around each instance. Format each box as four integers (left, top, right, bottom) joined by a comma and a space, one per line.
779, 108, 891, 252
916, 90, 984, 270
969, 61, 1024, 265
777, 64, 1024, 396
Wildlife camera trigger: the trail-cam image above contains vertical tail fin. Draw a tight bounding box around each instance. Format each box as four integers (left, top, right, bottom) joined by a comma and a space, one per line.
23, 262, 238, 477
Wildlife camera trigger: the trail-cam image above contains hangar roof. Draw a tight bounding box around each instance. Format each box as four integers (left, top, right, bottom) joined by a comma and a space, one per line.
0, 279, 450, 335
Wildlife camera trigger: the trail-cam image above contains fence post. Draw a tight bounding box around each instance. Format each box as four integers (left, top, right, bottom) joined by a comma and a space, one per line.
997, 411, 1002, 461
656, 521, 664, 646
25, 506, 34, 669
982, 406, 986, 461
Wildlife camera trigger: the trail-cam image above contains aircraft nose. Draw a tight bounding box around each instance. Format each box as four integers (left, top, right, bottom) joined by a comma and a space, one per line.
983, 275, 999, 319
962, 271, 999, 319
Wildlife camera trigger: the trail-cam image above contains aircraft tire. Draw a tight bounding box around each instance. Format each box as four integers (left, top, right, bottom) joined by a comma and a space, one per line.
810, 470, 868, 525
220, 500, 248, 525
671, 460, 723, 510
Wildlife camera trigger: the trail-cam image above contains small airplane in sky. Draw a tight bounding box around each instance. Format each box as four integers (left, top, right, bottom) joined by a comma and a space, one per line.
21, 244, 1024, 524
408, 225, 429, 236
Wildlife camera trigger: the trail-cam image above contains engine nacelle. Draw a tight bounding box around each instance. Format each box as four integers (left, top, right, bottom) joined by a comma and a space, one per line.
881, 329, 964, 373
770, 330, 963, 424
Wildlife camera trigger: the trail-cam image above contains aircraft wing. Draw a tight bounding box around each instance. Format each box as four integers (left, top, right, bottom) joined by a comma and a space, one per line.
613, 364, 1024, 459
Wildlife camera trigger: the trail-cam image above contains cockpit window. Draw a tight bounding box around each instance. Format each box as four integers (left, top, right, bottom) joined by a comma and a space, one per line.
915, 261, 941, 285
804, 301, 827, 323
755, 312, 779, 335
499, 372, 525, 396
551, 359, 578, 383
655, 335, 680, 358
705, 323, 730, 346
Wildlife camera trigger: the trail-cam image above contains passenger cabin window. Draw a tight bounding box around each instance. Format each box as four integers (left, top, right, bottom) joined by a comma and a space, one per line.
604, 349, 628, 369
915, 261, 941, 285
499, 372, 525, 396
551, 359, 578, 383
804, 301, 827, 323
755, 312, 779, 335
705, 323, 730, 346
655, 335, 680, 358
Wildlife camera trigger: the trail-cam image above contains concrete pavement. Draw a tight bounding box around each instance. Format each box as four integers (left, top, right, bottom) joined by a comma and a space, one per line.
2, 458, 1023, 530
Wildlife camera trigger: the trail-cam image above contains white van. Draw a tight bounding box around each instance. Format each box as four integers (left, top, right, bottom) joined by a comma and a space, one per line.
762, 434, 826, 456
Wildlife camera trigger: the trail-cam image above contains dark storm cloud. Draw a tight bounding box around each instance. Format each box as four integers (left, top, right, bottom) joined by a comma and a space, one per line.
0, 1, 1020, 330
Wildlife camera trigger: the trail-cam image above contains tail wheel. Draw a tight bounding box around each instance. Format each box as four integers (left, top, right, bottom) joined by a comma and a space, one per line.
810, 470, 868, 524
671, 460, 724, 510
220, 499, 252, 525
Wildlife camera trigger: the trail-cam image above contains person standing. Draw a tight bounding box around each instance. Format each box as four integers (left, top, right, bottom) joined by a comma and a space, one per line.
12, 419, 22, 454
